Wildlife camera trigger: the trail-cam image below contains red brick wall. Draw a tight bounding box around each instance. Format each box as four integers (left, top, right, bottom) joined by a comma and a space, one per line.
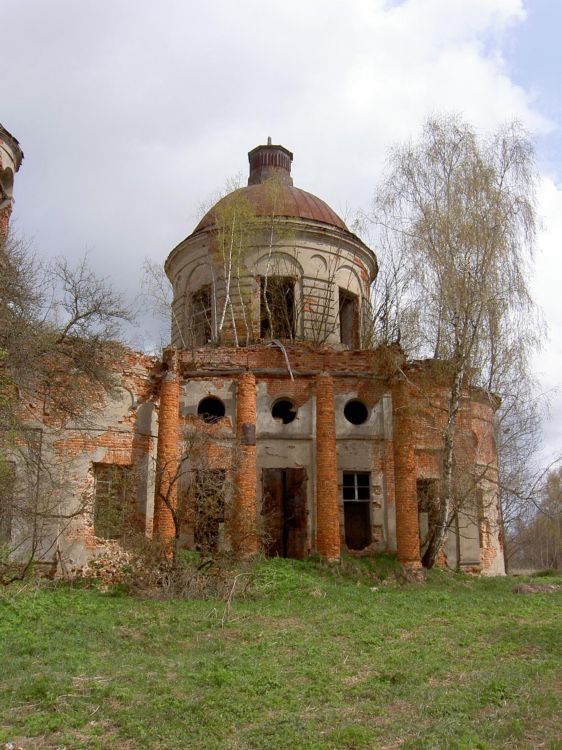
179, 342, 404, 377
392, 379, 422, 570
172, 348, 501, 571
395, 362, 501, 572
0, 204, 11, 240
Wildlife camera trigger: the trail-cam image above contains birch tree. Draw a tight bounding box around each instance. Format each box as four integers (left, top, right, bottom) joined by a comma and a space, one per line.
211, 191, 258, 345
372, 115, 539, 568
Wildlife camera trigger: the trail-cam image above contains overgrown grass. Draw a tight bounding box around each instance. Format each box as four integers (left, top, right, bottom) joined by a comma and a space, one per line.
1, 558, 561, 749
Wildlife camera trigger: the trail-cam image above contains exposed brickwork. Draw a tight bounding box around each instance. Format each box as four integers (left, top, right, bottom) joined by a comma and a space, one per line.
4, 129, 506, 575
16, 337, 503, 574
391, 379, 422, 571
173, 349, 503, 572
393, 362, 503, 574
153, 357, 180, 544
179, 342, 404, 378
12, 348, 158, 567
0, 204, 12, 239
233, 373, 258, 556
54, 428, 137, 463
315, 373, 341, 562
264, 377, 313, 406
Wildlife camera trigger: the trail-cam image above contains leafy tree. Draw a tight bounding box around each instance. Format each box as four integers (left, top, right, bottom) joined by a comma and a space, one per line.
371, 115, 540, 568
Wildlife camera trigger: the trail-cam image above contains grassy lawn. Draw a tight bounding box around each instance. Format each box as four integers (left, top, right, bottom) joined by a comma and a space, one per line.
1, 558, 561, 750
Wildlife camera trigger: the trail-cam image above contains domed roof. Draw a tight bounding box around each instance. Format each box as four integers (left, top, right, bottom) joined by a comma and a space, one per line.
191, 141, 347, 236
193, 183, 347, 234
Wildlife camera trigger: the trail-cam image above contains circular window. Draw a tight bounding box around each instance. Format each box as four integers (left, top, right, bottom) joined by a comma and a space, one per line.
344, 399, 369, 425
271, 398, 297, 425
197, 396, 226, 423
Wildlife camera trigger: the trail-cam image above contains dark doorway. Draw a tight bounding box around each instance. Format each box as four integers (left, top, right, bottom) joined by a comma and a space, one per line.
343, 471, 372, 550
262, 468, 307, 559
417, 478, 439, 557
344, 503, 371, 550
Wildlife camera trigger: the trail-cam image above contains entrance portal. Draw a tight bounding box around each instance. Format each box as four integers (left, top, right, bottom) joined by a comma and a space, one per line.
344, 502, 371, 550
342, 471, 372, 550
261, 468, 307, 559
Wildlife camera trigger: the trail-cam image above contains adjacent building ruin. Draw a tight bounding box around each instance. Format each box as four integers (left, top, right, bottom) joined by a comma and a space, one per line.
0, 124, 23, 237
1, 127, 505, 575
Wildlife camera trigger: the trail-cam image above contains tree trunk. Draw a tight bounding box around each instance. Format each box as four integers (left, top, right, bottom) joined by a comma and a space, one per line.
422, 365, 464, 568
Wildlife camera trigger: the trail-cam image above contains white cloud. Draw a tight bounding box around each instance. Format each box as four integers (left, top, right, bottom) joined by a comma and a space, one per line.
3, 0, 561, 457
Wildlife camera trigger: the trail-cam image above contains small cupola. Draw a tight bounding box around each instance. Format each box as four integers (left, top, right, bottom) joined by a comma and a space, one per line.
248, 138, 293, 186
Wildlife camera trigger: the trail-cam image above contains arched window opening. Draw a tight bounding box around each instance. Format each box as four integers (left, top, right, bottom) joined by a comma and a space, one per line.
191, 285, 212, 346
260, 276, 296, 339
339, 288, 359, 348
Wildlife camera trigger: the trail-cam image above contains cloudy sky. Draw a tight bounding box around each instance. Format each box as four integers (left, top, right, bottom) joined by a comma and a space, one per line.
3, 0, 561, 465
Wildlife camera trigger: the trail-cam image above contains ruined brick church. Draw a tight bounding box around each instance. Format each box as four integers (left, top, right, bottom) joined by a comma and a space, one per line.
1, 124, 505, 575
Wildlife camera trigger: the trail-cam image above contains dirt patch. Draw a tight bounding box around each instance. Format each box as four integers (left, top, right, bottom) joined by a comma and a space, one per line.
513, 583, 561, 594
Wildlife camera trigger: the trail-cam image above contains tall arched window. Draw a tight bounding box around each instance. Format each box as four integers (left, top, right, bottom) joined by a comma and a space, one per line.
260, 276, 296, 340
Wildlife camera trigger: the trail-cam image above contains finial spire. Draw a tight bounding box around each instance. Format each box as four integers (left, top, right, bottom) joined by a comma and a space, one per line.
267, 136, 272, 145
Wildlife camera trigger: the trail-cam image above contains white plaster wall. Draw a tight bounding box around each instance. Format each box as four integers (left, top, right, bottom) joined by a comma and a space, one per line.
0, 142, 18, 185
7, 359, 157, 572
180, 379, 236, 428
166, 219, 376, 348
480, 475, 505, 576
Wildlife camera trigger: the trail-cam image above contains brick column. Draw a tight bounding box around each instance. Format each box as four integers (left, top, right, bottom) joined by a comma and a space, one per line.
392, 380, 422, 572
315, 373, 340, 562
154, 355, 180, 547
0, 205, 12, 241
233, 373, 258, 556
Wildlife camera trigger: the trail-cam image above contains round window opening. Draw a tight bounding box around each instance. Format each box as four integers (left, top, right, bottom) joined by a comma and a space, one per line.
197, 396, 226, 423
271, 398, 297, 425
344, 399, 369, 425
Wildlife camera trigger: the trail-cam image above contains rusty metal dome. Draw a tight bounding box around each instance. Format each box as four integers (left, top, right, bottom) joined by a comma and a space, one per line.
193, 183, 347, 234
191, 141, 347, 235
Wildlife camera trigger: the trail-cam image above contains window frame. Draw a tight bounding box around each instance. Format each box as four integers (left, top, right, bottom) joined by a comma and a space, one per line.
342, 471, 371, 502
93, 463, 133, 540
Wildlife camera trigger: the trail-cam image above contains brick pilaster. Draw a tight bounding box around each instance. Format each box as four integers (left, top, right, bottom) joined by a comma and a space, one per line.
392, 380, 422, 571
0, 204, 12, 242
315, 373, 340, 562
233, 372, 258, 556
154, 354, 180, 546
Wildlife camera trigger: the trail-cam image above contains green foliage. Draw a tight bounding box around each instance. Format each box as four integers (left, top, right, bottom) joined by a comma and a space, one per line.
0, 562, 560, 749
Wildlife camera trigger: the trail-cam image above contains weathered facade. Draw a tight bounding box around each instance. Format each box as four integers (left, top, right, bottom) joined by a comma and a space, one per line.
0, 123, 23, 239
1, 130, 505, 575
